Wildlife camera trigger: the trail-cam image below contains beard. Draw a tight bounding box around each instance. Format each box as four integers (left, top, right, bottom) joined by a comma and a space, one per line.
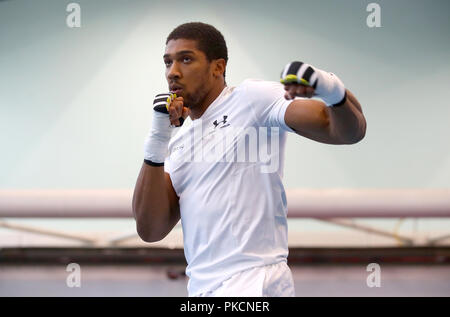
183, 82, 209, 110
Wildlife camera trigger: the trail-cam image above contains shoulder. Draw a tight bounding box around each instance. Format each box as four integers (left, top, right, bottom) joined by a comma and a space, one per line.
236, 78, 287, 105
238, 78, 284, 91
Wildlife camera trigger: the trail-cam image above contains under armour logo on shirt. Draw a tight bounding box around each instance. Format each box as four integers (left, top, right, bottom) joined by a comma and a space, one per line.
213, 115, 230, 129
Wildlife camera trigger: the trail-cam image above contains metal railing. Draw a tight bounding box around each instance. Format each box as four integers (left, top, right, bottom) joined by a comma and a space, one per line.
1, 189, 449, 247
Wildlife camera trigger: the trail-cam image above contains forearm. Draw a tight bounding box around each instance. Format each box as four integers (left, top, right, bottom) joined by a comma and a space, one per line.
326, 89, 366, 144
281, 60, 367, 145
132, 163, 172, 242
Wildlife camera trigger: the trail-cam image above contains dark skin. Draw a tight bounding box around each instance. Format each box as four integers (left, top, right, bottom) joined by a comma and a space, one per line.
163, 39, 226, 126
132, 39, 226, 242
132, 38, 365, 242
284, 83, 366, 144
164, 38, 365, 144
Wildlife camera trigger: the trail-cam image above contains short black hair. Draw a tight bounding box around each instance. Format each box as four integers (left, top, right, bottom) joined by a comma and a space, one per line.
166, 22, 228, 78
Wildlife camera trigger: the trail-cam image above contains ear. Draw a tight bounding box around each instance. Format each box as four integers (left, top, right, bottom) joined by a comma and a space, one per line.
213, 58, 226, 78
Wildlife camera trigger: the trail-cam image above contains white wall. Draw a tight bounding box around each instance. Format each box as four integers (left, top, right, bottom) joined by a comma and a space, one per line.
1, 0, 449, 189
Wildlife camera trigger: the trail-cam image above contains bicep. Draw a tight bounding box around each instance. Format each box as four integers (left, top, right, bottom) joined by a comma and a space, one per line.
165, 172, 180, 227
284, 98, 341, 145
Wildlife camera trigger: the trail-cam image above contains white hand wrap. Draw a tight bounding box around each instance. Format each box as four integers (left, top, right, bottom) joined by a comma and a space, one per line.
280, 61, 346, 106
143, 109, 173, 164
314, 68, 346, 106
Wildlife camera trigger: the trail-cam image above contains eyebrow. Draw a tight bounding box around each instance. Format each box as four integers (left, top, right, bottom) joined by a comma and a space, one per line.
163, 50, 195, 59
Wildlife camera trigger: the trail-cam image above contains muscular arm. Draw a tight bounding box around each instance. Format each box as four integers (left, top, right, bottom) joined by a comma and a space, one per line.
284, 89, 366, 145
132, 163, 180, 242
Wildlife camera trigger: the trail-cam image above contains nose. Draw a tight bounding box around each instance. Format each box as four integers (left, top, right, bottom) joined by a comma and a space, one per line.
167, 61, 181, 81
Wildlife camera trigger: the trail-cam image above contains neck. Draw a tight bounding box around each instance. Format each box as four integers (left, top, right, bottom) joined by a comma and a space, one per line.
189, 81, 226, 120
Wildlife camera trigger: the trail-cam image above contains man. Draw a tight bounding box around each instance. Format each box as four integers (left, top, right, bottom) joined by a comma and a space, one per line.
132, 22, 366, 297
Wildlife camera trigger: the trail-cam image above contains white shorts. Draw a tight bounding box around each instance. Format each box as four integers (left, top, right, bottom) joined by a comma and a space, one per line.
193, 261, 295, 297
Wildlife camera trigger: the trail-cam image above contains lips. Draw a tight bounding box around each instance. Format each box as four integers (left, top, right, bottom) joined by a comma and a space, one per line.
169, 84, 183, 95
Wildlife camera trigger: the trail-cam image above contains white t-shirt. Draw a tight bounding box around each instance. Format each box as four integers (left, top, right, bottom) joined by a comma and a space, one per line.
164, 79, 294, 296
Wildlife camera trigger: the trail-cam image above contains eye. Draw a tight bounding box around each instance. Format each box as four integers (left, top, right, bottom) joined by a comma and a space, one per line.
164, 60, 172, 67
182, 56, 192, 63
